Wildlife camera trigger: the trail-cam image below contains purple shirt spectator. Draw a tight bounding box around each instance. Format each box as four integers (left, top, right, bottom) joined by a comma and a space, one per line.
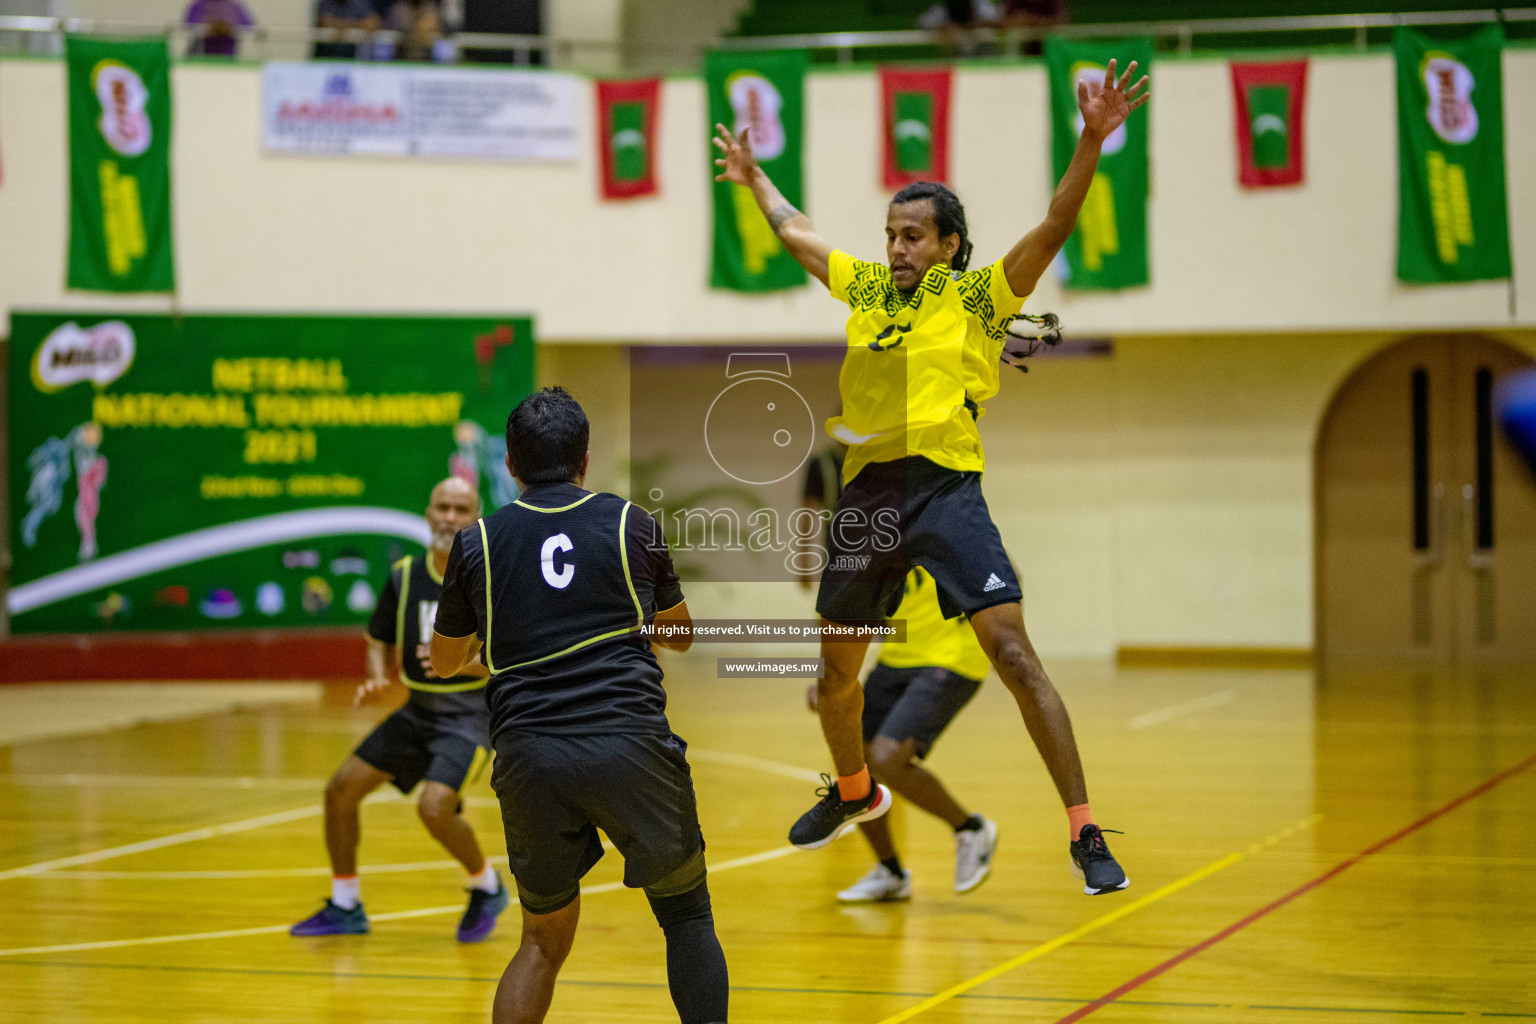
184, 0, 254, 57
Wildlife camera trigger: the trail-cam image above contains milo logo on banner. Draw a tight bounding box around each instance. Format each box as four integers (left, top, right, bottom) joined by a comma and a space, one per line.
1422, 53, 1478, 144
31, 321, 137, 392
93, 60, 152, 157
727, 71, 787, 274
1071, 62, 1128, 154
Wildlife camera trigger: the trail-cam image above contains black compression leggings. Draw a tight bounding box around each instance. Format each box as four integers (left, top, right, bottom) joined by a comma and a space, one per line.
646, 878, 729, 1024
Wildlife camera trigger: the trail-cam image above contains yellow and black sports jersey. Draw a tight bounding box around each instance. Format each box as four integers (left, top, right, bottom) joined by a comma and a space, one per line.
878, 567, 991, 681
366, 554, 487, 716
825, 250, 1028, 485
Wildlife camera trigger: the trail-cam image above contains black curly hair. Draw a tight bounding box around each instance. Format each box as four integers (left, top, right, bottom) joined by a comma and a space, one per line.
890, 181, 973, 272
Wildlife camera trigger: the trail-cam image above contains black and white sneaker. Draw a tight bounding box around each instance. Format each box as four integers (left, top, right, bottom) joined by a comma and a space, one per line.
1069, 824, 1129, 895
789, 774, 892, 850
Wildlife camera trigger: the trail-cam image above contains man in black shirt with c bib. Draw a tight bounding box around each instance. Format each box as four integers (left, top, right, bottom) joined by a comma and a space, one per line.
431, 387, 727, 1024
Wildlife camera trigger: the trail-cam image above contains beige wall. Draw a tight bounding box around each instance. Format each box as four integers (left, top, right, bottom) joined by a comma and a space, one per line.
5, 49, 1536, 654
2, 50, 1533, 337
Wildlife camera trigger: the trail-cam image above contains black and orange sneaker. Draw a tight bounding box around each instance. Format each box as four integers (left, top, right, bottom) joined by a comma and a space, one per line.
1070, 825, 1129, 895
789, 774, 891, 850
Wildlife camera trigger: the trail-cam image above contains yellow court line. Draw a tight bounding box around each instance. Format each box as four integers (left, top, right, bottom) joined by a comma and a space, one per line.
872, 814, 1324, 1024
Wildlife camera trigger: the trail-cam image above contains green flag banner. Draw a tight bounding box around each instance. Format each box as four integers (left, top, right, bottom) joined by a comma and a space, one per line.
66, 36, 175, 293
706, 49, 807, 293
7, 313, 534, 634
1395, 24, 1511, 284
1046, 37, 1151, 290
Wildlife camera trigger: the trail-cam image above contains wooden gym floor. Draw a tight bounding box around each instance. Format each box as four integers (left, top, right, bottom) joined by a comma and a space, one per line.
1, 658, 1532, 1023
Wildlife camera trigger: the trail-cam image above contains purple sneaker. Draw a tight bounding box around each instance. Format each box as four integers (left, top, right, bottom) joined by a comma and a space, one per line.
290, 899, 369, 936
456, 874, 510, 943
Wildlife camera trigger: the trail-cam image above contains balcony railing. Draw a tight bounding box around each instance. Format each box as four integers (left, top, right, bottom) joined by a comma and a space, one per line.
1, 7, 1533, 70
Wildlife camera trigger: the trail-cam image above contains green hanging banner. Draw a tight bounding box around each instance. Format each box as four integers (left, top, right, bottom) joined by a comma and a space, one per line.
706, 49, 807, 293
1045, 37, 1151, 290
66, 35, 175, 293
1395, 24, 1511, 284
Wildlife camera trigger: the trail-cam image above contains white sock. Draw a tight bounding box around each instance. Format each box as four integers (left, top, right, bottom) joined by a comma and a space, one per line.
468, 863, 499, 894
331, 875, 361, 910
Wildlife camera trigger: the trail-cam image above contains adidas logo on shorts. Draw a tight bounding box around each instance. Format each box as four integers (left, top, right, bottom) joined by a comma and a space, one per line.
983, 573, 1006, 593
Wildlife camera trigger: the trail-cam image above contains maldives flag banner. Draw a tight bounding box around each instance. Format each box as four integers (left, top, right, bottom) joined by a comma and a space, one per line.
881, 67, 952, 190
1395, 24, 1511, 283
596, 77, 660, 200
1231, 60, 1307, 187
1045, 37, 1151, 290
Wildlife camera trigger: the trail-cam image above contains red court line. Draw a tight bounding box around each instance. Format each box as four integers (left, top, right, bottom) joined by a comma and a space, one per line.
1053, 751, 1536, 1024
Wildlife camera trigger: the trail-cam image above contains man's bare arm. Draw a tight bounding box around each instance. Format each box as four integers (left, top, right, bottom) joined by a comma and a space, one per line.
713, 124, 834, 287
356, 638, 395, 705
652, 600, 693, 653
1003, 59, 1149, 298
429, 631, 482, 680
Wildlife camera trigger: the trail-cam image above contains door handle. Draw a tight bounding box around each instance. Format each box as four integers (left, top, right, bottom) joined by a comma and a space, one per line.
1416, 481, 1445, 569
1462, 483, 1493, 570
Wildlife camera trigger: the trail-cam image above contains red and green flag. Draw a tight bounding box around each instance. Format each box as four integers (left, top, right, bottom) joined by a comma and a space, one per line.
596, 77, 660, 201
1395, 24, 1511, 283
881, 67, 951, 190
1230, 60, 1306, 188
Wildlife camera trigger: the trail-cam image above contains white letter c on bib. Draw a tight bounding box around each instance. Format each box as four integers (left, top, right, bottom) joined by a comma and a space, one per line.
541, 533, 575, 589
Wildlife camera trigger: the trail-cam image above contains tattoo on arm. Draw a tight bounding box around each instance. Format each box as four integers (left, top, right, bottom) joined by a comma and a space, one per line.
767, 201, 802, 231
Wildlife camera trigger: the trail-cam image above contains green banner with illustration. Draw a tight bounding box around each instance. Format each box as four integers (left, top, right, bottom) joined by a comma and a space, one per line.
1046, 37, 1151, 290
706, 49, 807, 293
1394, 24, 1511, 284
7, 313, 534, 633
66, 35, 176, 293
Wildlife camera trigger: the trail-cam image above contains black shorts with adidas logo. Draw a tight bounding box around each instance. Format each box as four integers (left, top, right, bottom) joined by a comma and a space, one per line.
815, 456, 1023, 624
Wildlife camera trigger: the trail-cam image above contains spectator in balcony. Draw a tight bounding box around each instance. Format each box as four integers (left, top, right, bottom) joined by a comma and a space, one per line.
919, 0, 999, 56
384, 0, 444, 62
997, 0, 1069, 55
184, 0, 254, 57
314, 0, 381, 59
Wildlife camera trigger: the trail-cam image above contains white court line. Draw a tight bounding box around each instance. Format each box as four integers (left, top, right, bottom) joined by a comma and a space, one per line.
0, 845, 799, 958
687, 748, 823, 783
0, 791, 402, 883
0, 773, 327, 792
1128, 689, 1237, 730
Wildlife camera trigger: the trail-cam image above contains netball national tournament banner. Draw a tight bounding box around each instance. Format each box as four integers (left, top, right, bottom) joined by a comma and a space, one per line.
1394, 24, 1511, 284
7, 313, 534, 634
706, 49, 807, 292
66, 35, 175, 293
596, 77, 661, 200
1230, 60, 1307, 188
881, 67, 951, 190
1045, 37, 1151, 290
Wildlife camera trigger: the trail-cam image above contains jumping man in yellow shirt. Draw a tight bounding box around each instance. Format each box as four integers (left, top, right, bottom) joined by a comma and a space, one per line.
713, 58, 1148, 895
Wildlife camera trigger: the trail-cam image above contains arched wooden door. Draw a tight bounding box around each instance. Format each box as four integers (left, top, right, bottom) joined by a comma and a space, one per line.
1316, 335, 1536, 664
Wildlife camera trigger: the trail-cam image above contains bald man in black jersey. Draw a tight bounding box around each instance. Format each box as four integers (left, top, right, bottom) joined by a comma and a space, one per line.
292, 476, 509, 943
431, 387, 727, 1024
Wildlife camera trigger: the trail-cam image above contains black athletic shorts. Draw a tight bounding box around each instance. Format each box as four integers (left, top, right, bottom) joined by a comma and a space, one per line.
491, 731, 705, 915
862, 664, 983, 759
817, 456, 1023, 623
353, 702, 490, 795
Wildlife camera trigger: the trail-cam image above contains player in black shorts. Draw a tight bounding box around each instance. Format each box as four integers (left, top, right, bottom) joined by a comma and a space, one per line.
810, 568, 998, 902
431, 387, 728, 1024
715, 59, 1148, 893
291, 476, 509, 942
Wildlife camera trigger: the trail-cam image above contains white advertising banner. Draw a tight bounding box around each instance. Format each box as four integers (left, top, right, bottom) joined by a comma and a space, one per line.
261, 62, 580, 160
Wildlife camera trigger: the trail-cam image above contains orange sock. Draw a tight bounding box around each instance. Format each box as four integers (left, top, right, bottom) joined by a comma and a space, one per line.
1067, 804, 1095, 841
838, 766, 872, 801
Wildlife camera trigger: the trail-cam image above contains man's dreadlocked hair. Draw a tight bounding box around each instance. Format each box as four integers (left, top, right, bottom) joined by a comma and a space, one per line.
890, 181, 973, 271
